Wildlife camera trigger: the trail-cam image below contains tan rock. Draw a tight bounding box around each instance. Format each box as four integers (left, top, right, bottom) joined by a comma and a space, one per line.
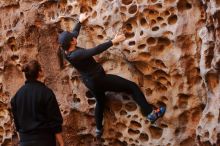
0, 0, 219, 145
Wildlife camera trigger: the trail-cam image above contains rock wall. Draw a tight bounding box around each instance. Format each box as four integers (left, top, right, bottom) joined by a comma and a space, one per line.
0, 0, 219, 146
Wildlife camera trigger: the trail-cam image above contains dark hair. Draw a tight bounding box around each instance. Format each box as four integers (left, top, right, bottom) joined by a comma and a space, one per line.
22, 60, 41, 80
58, 31, 78, 69
57, 46, 65, 69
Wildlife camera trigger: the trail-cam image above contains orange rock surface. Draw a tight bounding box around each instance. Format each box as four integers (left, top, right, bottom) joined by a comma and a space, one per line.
0, 0, 219, 145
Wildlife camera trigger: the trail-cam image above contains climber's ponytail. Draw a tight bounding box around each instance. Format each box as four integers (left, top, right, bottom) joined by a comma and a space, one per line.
57, 46, 65, 69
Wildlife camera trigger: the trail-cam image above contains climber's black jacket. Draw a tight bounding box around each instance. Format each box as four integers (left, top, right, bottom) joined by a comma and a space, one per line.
65, 41, 113, 77
64, 22, 113, 77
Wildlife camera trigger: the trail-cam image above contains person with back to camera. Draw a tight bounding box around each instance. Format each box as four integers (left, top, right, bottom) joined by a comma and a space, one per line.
11, 60, 64, 146
58, 13, 166, 138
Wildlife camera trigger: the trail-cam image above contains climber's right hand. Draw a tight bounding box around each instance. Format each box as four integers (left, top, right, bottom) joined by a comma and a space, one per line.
112, 34, 126, 44
79, 13, 89, 23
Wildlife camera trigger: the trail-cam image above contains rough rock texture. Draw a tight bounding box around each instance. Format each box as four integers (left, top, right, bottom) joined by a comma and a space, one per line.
0, 0, 219, 146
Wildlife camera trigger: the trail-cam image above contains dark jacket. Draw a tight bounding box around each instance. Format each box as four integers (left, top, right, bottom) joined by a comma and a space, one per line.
11, 80, 63, 135
65, 22, 113, 77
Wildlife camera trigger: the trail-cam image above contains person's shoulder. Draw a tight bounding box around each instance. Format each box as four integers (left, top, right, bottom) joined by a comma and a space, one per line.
69, 47, 85, 54
66, 47, 85, 58
11, 84, 26, 101
15, 84, 27, 94
41, 84, 53, 94
40, 86, 56, 103
76, 46, 84, 49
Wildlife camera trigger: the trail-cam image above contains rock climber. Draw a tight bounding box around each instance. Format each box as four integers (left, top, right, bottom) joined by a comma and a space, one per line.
58, 13, 166, 138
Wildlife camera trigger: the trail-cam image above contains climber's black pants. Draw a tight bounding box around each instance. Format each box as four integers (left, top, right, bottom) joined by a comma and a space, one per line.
82, 73, 153, 130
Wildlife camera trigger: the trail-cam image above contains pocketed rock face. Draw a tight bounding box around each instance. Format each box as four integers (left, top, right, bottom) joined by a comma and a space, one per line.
0, 0, 219, 146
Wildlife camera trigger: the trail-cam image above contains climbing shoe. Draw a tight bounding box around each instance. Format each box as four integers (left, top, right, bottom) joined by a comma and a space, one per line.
96, 128, 103, 138
147, 106, 166, 124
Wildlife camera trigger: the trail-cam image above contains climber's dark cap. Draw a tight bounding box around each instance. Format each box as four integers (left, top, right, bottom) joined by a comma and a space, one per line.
58, 31, 78, 50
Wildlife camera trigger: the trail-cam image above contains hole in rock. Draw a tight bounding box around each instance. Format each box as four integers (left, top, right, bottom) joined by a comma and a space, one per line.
128, 5, 138, 14
129, 120, 142, 129
175, 127, 186, 136
155, 3, 162, 8
139, 133, 149, 142
154, 81, 167, 92
205, 131, 209, 138
129, 41, 136, 46
140, 18, 147, 26
120, 6, 127, 12
205, 71, 219, 90
120, 110, 127, 115
206, 112, 214, 122
124, 23, 133, 32
140, 30, 144, 35
20, 12, 24, 17
138, 44, 146, 49
97, 35, 103, 39
80, 5, 89, 13
114, 8, 119, 13
73, 97, 80, 103
67, 5, 73, 13
191, 106, 202, 122
157, 16, 163, 22
155, 59, 166, 68
205, 46, 214, 68
86, 90, 94, 98
161, 96, 168, 102
149, 126, 163, 139
125, 32, 135, 38
147, 37, 156, 45
123, 49, 130, 54
116, 122, 127, 131
122, 0, 133, 5
168, 14, 178, 25
150, 19, 157, 25
88, 99, 95, 105
128, 128, 140, 135
110, 100, 123, 111
178, 93, 190, 108
92, 11, 97, 18
149, 10, 159, 15
161, 23, 167, 27
177, 0, 192, 12
158, 37, 171, 46
108, 128, 115, 135
115, 132, 123, 138
145, 88, 153, 96
152, 26, 159, 31
11, 55, 19, 61
125, 102, 137, 111
151, 0, 157, 3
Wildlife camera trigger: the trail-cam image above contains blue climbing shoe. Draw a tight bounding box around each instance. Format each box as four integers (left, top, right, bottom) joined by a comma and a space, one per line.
147, 107, 166, 124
